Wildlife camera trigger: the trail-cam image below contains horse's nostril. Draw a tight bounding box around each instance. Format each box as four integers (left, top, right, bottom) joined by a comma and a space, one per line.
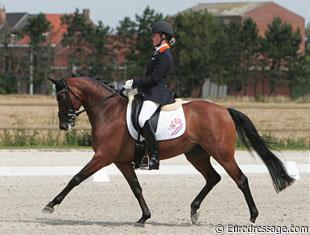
59, 123, 67, 130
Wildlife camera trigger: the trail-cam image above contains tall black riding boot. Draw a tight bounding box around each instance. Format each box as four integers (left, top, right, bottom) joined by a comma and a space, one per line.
142, 121, 159, 170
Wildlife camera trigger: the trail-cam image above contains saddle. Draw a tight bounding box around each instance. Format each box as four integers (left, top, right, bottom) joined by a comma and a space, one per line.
125, 89, 186, 169
131, 94, 160, 135
131, 94, 160, 169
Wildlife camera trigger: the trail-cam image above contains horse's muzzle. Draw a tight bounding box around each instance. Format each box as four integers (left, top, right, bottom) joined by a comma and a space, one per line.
59, 122, 75, 131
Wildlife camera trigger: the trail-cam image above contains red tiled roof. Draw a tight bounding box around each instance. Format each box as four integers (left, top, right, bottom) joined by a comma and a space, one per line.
46, 14, 67, 44
17, 14, 67, 45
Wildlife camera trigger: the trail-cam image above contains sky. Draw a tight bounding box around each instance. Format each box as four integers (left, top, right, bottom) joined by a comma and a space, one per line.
1, 0, 309, 29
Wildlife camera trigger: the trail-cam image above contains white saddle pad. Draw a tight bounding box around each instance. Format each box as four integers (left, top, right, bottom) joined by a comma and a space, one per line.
126, 99, 186, 141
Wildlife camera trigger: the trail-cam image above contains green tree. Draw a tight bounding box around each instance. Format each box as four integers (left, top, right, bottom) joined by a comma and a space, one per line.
173, 10, 220, 96
61, 9, 111, 81
115, 17, 137, 81
306, 23, 310, 55
23, 13, 51, 94
61, 9, 93, 76
0, 23, 16, 94
24, 13, 51, 46
239, 18, 261, 95
87, 21, 111, 80
209, 20, 242, 95
116, 7, 163, 79
116, 17, 137, 37
292, 23, 310, 97
263, 17, 302, 95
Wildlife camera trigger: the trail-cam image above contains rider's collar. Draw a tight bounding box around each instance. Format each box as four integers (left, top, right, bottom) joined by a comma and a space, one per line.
155, 43, 170, 53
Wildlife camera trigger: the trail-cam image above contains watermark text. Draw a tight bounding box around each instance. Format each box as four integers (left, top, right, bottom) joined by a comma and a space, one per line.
215, 224, 309, 234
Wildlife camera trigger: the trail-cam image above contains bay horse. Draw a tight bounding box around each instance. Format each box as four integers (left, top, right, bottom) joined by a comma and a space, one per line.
43, 76, 294, 225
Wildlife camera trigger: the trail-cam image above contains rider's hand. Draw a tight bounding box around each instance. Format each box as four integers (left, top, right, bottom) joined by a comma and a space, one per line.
123, 79, 133, 90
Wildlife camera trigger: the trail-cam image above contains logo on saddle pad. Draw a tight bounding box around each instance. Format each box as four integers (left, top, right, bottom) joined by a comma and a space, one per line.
125, 94, 186, 141
169, 118, 184, 136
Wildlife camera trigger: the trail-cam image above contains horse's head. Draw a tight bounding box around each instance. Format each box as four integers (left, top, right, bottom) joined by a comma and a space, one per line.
49, 77, 83, 131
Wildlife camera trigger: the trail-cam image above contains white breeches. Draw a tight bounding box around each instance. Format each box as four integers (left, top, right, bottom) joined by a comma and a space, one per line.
138, 100, 160, 128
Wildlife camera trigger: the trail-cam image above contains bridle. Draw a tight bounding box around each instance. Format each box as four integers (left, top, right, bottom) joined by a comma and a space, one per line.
56, 79, 118, 122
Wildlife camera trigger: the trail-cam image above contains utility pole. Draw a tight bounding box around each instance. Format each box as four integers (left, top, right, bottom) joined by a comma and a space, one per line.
29, 46, 33, 95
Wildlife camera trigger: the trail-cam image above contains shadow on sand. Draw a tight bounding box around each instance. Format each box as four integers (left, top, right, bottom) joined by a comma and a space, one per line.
13, 217, 211, 228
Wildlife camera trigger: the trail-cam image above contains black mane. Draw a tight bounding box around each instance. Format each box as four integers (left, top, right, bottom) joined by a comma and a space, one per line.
75, 76, 118, 93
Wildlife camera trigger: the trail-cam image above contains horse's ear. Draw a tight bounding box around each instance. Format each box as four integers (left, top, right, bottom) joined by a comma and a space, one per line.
48, 76, 62, 86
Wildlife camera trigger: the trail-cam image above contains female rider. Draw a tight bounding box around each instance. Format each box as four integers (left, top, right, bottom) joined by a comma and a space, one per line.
123, 21, 175, 170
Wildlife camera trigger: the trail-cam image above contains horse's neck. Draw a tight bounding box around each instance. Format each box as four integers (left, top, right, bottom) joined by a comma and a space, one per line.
71, 78, 112, 107
72, 79, 125, 127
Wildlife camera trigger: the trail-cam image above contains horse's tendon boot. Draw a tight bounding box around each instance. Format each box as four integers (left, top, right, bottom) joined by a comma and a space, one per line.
148, 152, 159, 170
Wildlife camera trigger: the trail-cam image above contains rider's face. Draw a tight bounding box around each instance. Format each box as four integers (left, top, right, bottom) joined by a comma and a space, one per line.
151, 33, 161, 47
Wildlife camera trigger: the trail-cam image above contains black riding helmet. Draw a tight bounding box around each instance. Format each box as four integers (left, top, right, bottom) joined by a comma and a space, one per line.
152, 21, 174, 37
151, 21, 176, 46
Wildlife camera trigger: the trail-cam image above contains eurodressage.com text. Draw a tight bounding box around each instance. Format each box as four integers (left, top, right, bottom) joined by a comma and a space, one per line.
214, 223, 309, 234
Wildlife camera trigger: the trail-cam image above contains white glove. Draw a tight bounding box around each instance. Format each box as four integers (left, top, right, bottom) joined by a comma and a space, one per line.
123, 79, 133, 90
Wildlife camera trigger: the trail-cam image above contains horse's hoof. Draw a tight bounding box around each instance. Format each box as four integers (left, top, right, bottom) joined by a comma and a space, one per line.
42, 205, 54, 214
191, 211, 199, 224
250, 217, 256, 224
134, 221, 145, 227
134, 218, 145, 227
250, 210, 258, 223
134, 215, 150, 227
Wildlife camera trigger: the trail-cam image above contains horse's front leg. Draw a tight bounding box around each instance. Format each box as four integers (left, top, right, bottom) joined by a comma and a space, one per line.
42, 154, 110, 213
115, 162, 151, 226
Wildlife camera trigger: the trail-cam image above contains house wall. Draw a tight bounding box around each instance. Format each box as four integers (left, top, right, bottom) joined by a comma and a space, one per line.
245, 2, 305, 53
0, 7, 6, 26
230, 77, 291, 97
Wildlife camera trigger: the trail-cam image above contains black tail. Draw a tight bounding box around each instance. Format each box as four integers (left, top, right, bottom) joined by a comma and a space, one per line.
228, 108, 295, 192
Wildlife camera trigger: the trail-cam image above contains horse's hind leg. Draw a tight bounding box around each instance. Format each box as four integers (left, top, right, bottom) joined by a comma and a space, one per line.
214, 152, 259, 223
185, 146, 221, 224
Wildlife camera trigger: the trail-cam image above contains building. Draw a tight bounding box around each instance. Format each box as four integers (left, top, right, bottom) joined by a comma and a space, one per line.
189, 2, 305, 53
0, 2, 306, 96
0, 7, 92, 94
188, 2, 306, 97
